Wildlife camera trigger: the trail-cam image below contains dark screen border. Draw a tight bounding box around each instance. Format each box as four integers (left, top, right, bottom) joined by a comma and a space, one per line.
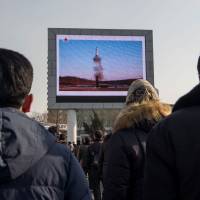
56, 96, 126, 103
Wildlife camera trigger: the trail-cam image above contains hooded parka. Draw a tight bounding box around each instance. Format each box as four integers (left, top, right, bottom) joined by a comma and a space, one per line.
103, 101, 171, 200
0, 108, 91, 200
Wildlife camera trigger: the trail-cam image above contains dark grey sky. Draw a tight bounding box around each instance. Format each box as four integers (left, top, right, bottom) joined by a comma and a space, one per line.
0, 0, 200, 112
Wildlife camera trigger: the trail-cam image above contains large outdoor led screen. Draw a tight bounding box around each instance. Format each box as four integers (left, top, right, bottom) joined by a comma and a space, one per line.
56, 34, 146, 102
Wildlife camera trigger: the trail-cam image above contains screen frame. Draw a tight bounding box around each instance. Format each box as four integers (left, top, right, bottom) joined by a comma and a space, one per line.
48, 28, 154, 109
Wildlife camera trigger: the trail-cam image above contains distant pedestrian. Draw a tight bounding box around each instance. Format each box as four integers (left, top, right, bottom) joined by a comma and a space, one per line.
79, 137, 91, 175
58, 133, 67, 144
103, 79, 171, 200
48, 126, 58, 137
98, 132, 112, 185
68, 141, 74, 152
87, 130, 103, 200
73, 142, 79, 157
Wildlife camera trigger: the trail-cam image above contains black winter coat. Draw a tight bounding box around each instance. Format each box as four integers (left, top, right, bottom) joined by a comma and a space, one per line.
103, 128, 147, 200
0, 108, 91, 200
98, 134, 112, 185
144, 83, 200, 200
87, 141, 102, 188
103, 101, 171, 200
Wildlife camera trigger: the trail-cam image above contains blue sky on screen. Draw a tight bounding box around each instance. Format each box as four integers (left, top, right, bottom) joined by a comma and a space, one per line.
59, 38, 144, 81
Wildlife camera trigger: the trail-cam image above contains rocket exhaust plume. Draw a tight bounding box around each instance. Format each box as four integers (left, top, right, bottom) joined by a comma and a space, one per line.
93, 47, 104, 87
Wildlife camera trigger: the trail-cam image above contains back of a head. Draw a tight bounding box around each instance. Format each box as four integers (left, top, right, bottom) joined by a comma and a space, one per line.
48, 126, 58, 135
197, 56, 200, 81
84, 136, 91, 145
125, 79, 159, 105
94, 130, 103, 142
103, 132, 112, 143
0, 48, 33, 108
59, 133, 66, 142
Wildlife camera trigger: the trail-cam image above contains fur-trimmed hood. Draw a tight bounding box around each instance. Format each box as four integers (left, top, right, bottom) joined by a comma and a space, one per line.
113, 101, 171, 133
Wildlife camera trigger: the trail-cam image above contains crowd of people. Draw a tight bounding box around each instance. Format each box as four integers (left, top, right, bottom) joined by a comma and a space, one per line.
1, 47, 200, 200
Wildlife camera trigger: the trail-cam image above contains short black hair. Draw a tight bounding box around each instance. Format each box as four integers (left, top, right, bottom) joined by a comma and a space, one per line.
94, 130, 103, 141
0, 48, 33, 108
83, 136, 91, 145
48, 126, 58, 135
197, 56, 200, 80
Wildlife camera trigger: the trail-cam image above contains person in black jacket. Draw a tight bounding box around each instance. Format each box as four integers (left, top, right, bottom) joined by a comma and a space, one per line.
144, 83, 200, 200
87, 130, 103, 200
79, 136, 91, 175
103, 80, 171, 200
98, 132, 112, 186
0, 48, 91, 200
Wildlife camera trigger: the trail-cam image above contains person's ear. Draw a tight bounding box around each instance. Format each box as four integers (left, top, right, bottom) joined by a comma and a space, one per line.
22, 94, 33, 113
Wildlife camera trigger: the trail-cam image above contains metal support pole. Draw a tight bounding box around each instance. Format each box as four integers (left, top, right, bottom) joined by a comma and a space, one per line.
67, 110, 77, 144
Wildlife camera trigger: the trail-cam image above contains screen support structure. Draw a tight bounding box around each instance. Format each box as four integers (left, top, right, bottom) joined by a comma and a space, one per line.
48, 28, 154, 143
67, 110, 77, 144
